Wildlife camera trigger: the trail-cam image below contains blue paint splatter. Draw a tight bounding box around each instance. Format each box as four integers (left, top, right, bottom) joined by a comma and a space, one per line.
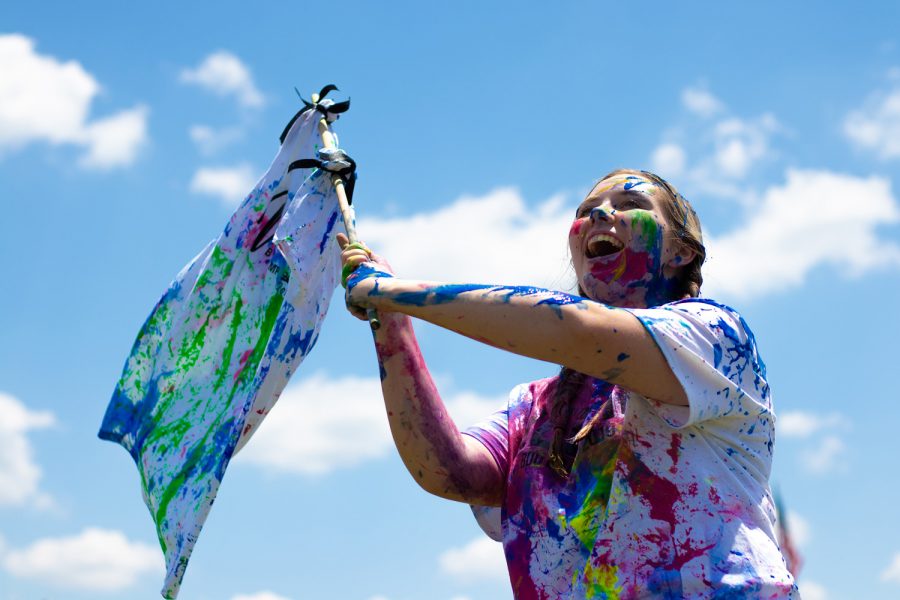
317, 210, 339, 254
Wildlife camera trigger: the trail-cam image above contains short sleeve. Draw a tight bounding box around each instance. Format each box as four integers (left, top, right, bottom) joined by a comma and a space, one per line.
462, 383, 531, 475
627, 299, 771, 428
463, 383, 533, 542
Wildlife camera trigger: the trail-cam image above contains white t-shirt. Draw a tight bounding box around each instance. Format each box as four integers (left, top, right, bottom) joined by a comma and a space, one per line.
465, 299, 798, 599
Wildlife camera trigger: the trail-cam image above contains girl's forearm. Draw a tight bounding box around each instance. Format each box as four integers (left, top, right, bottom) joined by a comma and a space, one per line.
372, 311, 503, 505
365, 278, 627, 379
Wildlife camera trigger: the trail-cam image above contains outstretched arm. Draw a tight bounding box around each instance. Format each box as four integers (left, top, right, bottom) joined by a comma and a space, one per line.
345, 264, 688, 407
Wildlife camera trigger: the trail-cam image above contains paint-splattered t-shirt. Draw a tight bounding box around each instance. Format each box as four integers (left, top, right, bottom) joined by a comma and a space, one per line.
464, 299, 798, 599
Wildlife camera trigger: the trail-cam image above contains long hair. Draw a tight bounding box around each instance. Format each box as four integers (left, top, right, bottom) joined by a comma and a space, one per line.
549, 169, 706, 471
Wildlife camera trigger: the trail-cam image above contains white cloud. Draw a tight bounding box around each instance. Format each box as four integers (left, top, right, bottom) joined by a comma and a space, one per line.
1, 528, 162, 591
234, 373, 503, 476
444, 391, 506, 429
702, 169, 900, 300
649, 89, 781, 199
844, 87, 900, 160
710, 113, 780, 179
234, 373, 389, 475
650, 143, 686, 177
79, 105, 149, 169
189, 164, 258, 206
798, 580, 828, 600
0, 34, 148, 167
438, 536, 507, 582
785, 510, 810, 548
0, 392, 55, 508
360, 187, 575, 290
778, 411, 846, 439
800, 435, 847, 475
231, 592, 293, 600
180, 51, 264, 108
681, 87, 724, 118
882, 552, 900, 584
777, 410, 851, 474
189, 123, 244, 155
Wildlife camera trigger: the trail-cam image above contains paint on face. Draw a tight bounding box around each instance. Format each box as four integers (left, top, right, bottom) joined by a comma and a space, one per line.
570, 177, 681, 308
581, 209, 673, 308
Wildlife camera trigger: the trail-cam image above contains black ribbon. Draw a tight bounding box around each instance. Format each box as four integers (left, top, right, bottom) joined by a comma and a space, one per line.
279, 84, 351, 144
289, 148, 357, 204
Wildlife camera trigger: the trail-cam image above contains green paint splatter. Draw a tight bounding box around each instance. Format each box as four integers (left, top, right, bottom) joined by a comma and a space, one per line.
630, 210, 660, 252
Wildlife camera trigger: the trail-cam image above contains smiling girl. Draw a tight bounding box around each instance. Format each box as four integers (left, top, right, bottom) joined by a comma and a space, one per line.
338, 169, 797, 599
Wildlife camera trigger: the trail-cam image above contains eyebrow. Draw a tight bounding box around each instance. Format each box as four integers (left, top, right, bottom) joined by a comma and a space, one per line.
580, 189, 652, 209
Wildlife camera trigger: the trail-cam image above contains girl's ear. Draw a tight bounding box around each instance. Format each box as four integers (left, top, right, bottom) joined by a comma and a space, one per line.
667, 242, 697, 269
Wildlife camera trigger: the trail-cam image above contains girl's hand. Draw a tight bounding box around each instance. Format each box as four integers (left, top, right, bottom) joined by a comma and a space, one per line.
336, 232, 395, 320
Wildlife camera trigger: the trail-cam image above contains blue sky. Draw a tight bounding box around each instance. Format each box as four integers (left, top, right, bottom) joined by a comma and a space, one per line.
2, 2, 900, 599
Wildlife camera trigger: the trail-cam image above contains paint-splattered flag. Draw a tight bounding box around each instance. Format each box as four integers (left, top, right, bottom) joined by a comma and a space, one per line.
99, 102, 347, 599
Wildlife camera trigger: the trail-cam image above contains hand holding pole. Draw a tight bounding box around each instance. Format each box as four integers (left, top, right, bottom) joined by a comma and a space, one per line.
314, 93, 381, 330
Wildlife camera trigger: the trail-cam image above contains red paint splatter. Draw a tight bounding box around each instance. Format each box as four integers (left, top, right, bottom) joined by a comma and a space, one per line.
667, 433, 681, 474
569, 218, 586, 237
232, 348, 254, 382
619, 443, 680, 525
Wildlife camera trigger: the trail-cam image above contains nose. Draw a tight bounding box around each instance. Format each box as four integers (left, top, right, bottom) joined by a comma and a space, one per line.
589, 205, 615, 223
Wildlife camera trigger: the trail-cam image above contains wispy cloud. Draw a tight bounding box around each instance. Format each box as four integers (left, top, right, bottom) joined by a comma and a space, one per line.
189, 123, 245, 155
438, 536, 507, 582
1, 528, 162, 591
0, 392, 55, 509
844, 79, 900, 160
785, 510, 810, 547
681, 86, 724, 118
778, 410, 851, 474
651, 143, 687, 177
78, 105, 149, 169
650, 86, 782, 199
180, 51, 264, 108
702, 169, 900, 301
360, 187, 575, 290
779, 411, 846, 439
0, 34, 148, 168
801, 435, 848, 475
231, 592, 294, 600
882, 552, 900, 584
798, 580, 828, 600
234, 373, 504, 476
189, 163, 258, 206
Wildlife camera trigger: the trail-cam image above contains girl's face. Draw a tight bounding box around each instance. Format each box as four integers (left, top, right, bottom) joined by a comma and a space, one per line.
568, 174, 690, 308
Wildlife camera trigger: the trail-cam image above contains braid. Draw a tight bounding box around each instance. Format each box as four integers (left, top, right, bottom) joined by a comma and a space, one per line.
573, 405, 604, 444
547, 366, 587, 478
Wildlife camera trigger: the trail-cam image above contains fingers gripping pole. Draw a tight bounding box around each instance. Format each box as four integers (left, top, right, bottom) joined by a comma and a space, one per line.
316, 114, 381, 330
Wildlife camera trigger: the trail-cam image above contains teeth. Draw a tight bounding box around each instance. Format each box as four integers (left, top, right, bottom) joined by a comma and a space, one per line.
588, 234, 622, 248
586, 234, 624, 258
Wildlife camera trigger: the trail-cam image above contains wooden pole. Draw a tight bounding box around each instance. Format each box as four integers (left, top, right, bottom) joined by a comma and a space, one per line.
314, 98, 381, 330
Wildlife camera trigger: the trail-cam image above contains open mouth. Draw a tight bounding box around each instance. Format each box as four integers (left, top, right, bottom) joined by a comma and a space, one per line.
586, 233, 624, 259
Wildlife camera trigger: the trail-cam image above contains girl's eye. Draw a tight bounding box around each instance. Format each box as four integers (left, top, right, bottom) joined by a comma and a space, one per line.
575, 206, 592, 218
618, 200, 639, 210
